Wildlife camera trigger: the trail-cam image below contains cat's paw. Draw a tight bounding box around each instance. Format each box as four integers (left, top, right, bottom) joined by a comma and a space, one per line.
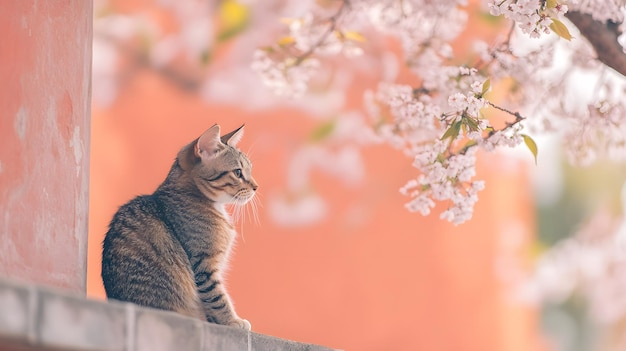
229, 318, 251, 330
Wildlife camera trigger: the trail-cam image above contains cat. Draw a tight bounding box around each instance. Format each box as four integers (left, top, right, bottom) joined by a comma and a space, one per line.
101, 124, 257, 330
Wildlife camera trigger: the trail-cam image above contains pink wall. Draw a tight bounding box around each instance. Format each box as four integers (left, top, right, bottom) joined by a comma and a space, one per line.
0, 2, 92, 293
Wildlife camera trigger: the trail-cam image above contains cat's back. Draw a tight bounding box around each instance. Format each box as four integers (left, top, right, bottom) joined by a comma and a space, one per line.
101, 194, 196, 310
102, 195, 168, 254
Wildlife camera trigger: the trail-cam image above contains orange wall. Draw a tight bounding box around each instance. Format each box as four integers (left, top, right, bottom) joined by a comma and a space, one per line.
87, 68, 545, 350
87, 1, 548, 349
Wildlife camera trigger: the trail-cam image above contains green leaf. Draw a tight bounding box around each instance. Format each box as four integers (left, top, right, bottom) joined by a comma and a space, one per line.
522, 134, 538, 165
549, 19, 572, 41
545, 0, 558, 9
342, 30, 367, 42
216, 0, 250, 42
310, 119, 336, 142
481, 79, 491, 95
464, 117, 479, 131
278, 36, 296, 46
441, 121, 462, 141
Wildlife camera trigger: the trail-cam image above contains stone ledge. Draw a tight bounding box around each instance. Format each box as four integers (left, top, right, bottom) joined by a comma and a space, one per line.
0, 278, 337, 351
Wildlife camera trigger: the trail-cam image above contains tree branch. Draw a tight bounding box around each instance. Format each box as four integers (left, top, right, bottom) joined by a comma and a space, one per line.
565, 11, 626, 77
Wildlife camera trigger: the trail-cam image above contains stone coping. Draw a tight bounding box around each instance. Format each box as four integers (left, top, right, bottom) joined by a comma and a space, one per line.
0, 278, 337, 351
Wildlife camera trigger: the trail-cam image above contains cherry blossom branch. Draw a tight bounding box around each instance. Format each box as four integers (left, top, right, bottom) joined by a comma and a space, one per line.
486, 101, 525, 126
566, 11, 626, 77
452, 102, 526, 156
294, 0, 350, 65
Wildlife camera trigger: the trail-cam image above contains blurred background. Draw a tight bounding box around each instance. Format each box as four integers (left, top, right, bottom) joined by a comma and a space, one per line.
87, 0, 626, 350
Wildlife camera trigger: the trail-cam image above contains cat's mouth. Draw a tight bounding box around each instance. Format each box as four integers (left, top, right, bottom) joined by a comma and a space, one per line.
232, 190, 255, 204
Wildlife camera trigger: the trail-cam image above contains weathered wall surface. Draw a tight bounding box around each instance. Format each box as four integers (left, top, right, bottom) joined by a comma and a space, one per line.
0, 1, 92, 293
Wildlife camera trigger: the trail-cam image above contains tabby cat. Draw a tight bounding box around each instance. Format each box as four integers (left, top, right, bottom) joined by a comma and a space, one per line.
101, 124, 257, 330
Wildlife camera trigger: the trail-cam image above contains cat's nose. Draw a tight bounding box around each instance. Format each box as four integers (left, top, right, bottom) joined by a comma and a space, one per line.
250, 178, 258, 191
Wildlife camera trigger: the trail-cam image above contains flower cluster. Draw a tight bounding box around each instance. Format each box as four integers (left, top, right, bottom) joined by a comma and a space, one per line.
401, 146, 485, 225
562, 100, 626, 166
366, 83, 442, 149
368, 79, 499, 225
248, 1, 366, 98
446, 82, 488, 121
481, 123, 525, 151
488, 0, 568, 38
520, 210, 626, 325
247, 3, 536, 229
285, 14, 364, 58
250, 49, 320, 98
569, 0, 626, 22
94, 0, 626, 226
365, 0, 468, 56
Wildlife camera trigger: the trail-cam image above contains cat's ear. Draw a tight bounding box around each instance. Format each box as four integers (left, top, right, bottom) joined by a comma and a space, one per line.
221, 124, 245, 147
177, 125, 222, 170
195, 124, 222, 159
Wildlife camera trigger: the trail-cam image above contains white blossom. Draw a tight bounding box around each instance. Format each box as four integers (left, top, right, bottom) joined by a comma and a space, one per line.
568, 0, 626, 23
250, 49, 320, 98
93, 0, 626, 226
487, 0, 558, 38
520, 210, 626, 324
563, 101, 626, 166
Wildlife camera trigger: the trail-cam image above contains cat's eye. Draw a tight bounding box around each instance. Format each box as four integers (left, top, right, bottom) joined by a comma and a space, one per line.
233, 169, 243, 178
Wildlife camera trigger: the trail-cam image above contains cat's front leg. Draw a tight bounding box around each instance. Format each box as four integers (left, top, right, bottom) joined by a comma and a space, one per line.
194, 269, 251, 330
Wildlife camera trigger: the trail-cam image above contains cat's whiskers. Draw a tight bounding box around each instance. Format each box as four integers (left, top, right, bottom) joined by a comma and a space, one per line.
231, 194, 250, 242
230, 191, 262, 241
246, 196, 254, 226
238, 202, 246, 243
250, 194, 261, 226
231, 197, 244, 223
244, 143, 258, 226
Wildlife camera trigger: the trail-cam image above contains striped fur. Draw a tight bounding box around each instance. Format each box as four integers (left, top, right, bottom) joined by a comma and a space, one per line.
101, 124, 257, 329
